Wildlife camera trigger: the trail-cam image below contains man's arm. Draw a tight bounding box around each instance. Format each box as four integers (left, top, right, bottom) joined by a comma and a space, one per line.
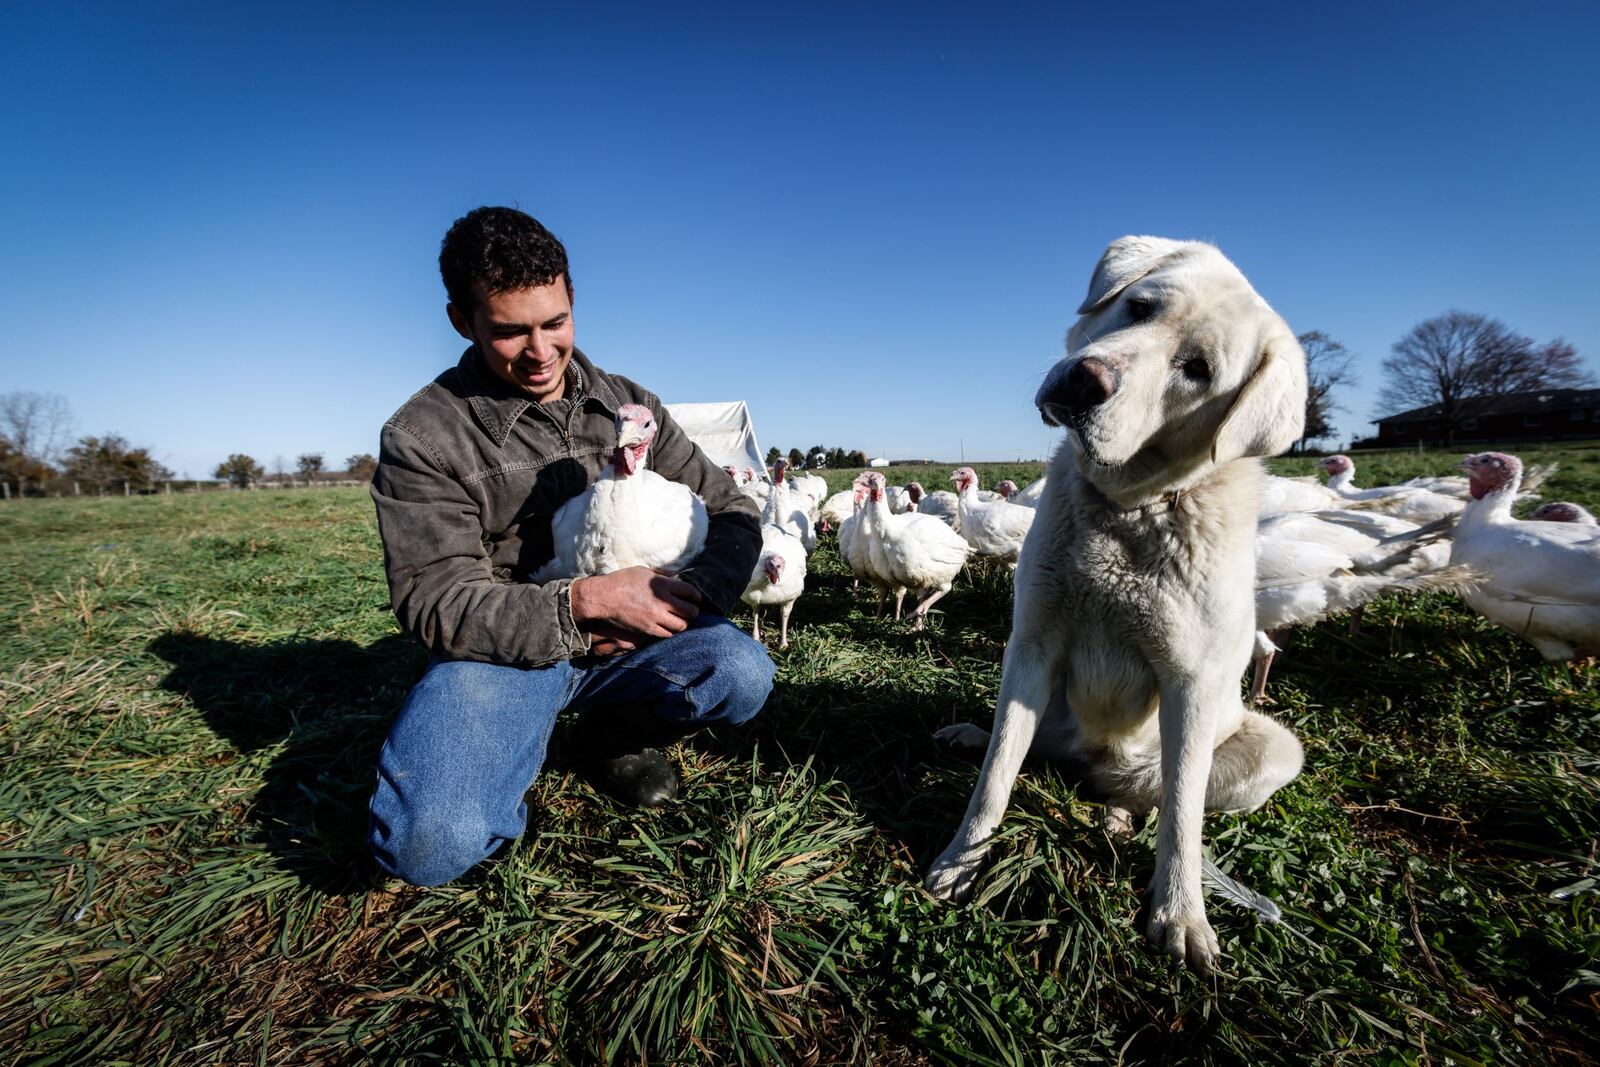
641, 399, 763, 614
371, 420, 593, 666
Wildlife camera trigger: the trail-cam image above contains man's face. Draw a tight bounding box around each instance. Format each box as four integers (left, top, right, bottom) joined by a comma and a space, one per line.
448, 278, 574, 403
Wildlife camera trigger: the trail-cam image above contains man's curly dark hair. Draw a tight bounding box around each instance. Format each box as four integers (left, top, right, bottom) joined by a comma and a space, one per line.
439, 207, 573, 315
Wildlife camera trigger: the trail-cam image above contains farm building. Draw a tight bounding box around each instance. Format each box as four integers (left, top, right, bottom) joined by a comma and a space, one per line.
1371, 387, 1600, 446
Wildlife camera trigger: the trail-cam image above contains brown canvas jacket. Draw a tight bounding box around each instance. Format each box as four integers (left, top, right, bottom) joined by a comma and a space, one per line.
371, 346, 761, 667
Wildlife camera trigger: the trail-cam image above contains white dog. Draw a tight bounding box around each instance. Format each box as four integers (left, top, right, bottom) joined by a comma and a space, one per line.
925, 236, 1309, 970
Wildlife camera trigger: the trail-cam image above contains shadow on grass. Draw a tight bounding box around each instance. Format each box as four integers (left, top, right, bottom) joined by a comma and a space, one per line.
148, 631, 427, 893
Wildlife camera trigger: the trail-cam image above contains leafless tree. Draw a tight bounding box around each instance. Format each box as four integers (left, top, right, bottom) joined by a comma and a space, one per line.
1378, 311, 1593, 443
0, 391, 73, 469
1296, 331, 1353, 451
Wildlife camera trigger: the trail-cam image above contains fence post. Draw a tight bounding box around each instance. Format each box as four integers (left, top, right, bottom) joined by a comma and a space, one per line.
124, 482, 131, 496
2, 483, 9, 500
74, 481, 81, 496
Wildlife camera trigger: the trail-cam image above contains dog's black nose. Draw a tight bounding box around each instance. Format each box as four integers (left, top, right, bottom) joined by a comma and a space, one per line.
1047, 357, 1118, 421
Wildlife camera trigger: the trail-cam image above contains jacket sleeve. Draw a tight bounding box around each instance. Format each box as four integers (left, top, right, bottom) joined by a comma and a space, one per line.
371, 419, 592, 666
640, 396, 762, 615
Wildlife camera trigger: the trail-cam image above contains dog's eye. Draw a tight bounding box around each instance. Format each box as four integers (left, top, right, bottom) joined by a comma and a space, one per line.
1180, 357, 1211, 383
1124, 297, 1155, 323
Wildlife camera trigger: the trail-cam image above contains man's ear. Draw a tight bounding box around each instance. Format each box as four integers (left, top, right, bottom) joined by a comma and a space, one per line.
1211, 331, 1309, 464
446, 303, 475, 343
1077, 236, 1192, 315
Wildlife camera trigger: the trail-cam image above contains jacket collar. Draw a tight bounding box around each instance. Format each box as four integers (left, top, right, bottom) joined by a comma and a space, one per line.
460, 346, 623, 448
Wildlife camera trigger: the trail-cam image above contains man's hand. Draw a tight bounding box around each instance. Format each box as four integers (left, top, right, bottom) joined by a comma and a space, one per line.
571, 567, 703, 655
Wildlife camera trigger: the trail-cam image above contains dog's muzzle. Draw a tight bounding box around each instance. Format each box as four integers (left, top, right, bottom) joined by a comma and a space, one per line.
1037, 357, 1120, 427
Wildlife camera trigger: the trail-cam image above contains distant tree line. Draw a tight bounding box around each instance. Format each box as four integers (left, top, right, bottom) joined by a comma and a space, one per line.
764, 445, 868, 470
0, 390, 379, 496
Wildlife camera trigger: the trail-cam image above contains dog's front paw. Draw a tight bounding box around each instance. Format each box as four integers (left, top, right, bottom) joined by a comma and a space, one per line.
925, 843, 986, 903
1147, 905, 1220, 972
933, 723, 990, 751
1103, 805, 1140, 838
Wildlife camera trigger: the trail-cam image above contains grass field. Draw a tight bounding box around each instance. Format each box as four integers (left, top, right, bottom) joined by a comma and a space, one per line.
2, 447, 1597, 1064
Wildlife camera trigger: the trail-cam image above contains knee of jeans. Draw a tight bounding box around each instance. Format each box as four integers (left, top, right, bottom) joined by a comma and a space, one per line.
707, 626, 776, 724
371, 813, 496, 888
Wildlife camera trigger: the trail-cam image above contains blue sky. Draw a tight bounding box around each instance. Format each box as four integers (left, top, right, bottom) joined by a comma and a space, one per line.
2, 2, 1597, 478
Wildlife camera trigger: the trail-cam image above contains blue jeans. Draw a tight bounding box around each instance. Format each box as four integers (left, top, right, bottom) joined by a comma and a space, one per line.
368, 614, 775, 886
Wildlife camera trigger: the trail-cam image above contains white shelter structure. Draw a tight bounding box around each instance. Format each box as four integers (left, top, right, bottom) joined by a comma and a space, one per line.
666, 401, 767, 475
868, 457, 891, 468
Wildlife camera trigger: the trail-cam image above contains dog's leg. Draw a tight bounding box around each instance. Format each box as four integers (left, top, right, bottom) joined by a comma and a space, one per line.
926, 642, 1058, 902
1147, 672, 1227, 971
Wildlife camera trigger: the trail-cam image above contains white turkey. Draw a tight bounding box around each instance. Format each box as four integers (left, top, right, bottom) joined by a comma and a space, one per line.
791, 471, 828, 512
886, 484, 918, 514
861, 471, 971, 628
736, 466, 771, 507
1010, 475, 1047, 508
532, 404, 708, 582
1318, 455, 1464, 523
909, 482, 961, 528
1250, 514, 1472, 701
1401, 461, 1557, 500
1531, 501, 1597, 526
819, 488, 857, 532
763, 459, 817, 553
838, 475, 873, 589
741, 524, 807, 648
951, 467, 1035, 563
1450, 452, 1600, 663
1260, 474, 1343, 514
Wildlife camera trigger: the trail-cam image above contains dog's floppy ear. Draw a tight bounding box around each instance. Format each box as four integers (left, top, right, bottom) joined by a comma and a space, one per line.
1211, 330, 1308, 464
1077, 236, 1191, 315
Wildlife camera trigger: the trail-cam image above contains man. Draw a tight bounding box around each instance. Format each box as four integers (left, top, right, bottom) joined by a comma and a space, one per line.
367, 207, 774, 888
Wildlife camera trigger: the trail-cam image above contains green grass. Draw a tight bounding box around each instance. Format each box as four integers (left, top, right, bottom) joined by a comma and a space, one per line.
1, 447, 1597, 1065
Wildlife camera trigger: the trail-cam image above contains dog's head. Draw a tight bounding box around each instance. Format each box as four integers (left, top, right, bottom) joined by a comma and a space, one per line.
1036, 236, 1307, 498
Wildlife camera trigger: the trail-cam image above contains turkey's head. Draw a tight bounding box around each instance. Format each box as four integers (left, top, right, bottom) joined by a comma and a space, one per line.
1459, 452, 1522, 500
761, 553, 786, 585
865, 471, 887, 503
995, 480, 1018, 498
951, 467, 978, 494
722, 465, 737, 481
773, 459, 789, 484
907, 482, 925, 507
612, 404, 657, 477
1531, 502, 1592, 524
1318, 455, 1353, 478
